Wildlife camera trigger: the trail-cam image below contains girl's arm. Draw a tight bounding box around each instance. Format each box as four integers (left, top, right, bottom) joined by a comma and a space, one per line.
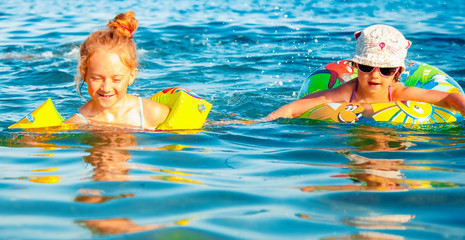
143, 99, 170, 129
399, 87, 465, 115
266, 85, 351, 121
444, 93, 465, 115
266, 93, 327, 121
65, 114, 87, 124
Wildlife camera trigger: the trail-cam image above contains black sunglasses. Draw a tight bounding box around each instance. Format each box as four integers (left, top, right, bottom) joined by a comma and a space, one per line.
356, 63, 399, 77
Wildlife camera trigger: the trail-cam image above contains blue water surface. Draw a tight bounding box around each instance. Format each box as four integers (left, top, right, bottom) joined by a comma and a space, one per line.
1, 0, 465, 239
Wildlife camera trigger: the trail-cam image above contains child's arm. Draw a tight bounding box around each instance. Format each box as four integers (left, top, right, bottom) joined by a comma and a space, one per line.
143, 99, 170, 129
266, 87, 348, 121
444, 93, 465, 116
399, 87, 465, 116
65, 114, 87, 124
266, 94, 325, 120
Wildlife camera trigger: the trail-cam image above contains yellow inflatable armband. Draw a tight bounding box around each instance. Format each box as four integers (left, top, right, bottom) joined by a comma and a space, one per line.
150, 87, 212, 130
8, 98, 64, 129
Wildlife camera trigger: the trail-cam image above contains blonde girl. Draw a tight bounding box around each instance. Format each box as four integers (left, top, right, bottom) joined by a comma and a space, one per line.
66, 11, 169, 129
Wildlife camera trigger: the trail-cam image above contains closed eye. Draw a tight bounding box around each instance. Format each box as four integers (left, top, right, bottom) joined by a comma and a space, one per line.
113, 75, 126, 83
90, 76, 102, 81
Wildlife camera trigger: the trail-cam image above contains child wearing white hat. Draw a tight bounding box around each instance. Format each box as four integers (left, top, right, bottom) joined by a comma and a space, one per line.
266, 24, 465, 120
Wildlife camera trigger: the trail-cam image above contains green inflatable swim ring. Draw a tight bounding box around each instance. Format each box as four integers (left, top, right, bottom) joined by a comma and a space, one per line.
298, 60, 464, 125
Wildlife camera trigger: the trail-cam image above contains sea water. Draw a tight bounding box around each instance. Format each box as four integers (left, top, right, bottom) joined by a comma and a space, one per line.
1, 0, 465, 239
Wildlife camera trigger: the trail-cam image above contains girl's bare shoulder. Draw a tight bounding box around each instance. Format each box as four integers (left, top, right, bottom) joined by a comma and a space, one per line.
141, 98, 170, 127
391, 83, 429, 100
324, 78, 357, 101
65, 113, 87, 124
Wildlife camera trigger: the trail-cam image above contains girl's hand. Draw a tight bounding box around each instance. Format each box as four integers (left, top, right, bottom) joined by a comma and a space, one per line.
265, 105, 293, 121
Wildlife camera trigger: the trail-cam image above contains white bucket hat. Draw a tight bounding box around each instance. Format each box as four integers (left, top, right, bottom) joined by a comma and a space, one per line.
350, 25, 412, 69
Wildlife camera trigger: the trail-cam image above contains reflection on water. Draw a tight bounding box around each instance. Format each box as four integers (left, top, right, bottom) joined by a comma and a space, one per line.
324, 231, 406, 240
342, 214, 415, 230
81, 132, 203, 184
75, 132, 199, 235
0, 132, 74, 184
75, 189, 135, 204
344, 125, 416, 152
298, 213, 414, 240
346, 125, 465, 152
1, 131, 76, 150
82, 132, 136, 182
1, 126, 464, 237
301, 150, 459, 193
295, 125, 463, 193
2, 129, 204, 185
76, 217, 189, 235
301, 151, 409, 192
7, 168, 62, 184
1, 129, 203, 236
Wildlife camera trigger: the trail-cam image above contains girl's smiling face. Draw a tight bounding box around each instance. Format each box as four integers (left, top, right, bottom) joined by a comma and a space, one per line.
85, 49, 137, 109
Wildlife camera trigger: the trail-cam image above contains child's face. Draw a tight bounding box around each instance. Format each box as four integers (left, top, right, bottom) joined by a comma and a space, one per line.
85, 49, 137, 109
357, 65, 395, 95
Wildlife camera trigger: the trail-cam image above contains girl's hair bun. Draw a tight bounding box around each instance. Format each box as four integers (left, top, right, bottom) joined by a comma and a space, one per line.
107, 10, 138, 38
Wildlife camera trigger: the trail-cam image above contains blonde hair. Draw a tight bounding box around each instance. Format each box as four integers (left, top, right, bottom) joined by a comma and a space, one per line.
75, 11, 139, 98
